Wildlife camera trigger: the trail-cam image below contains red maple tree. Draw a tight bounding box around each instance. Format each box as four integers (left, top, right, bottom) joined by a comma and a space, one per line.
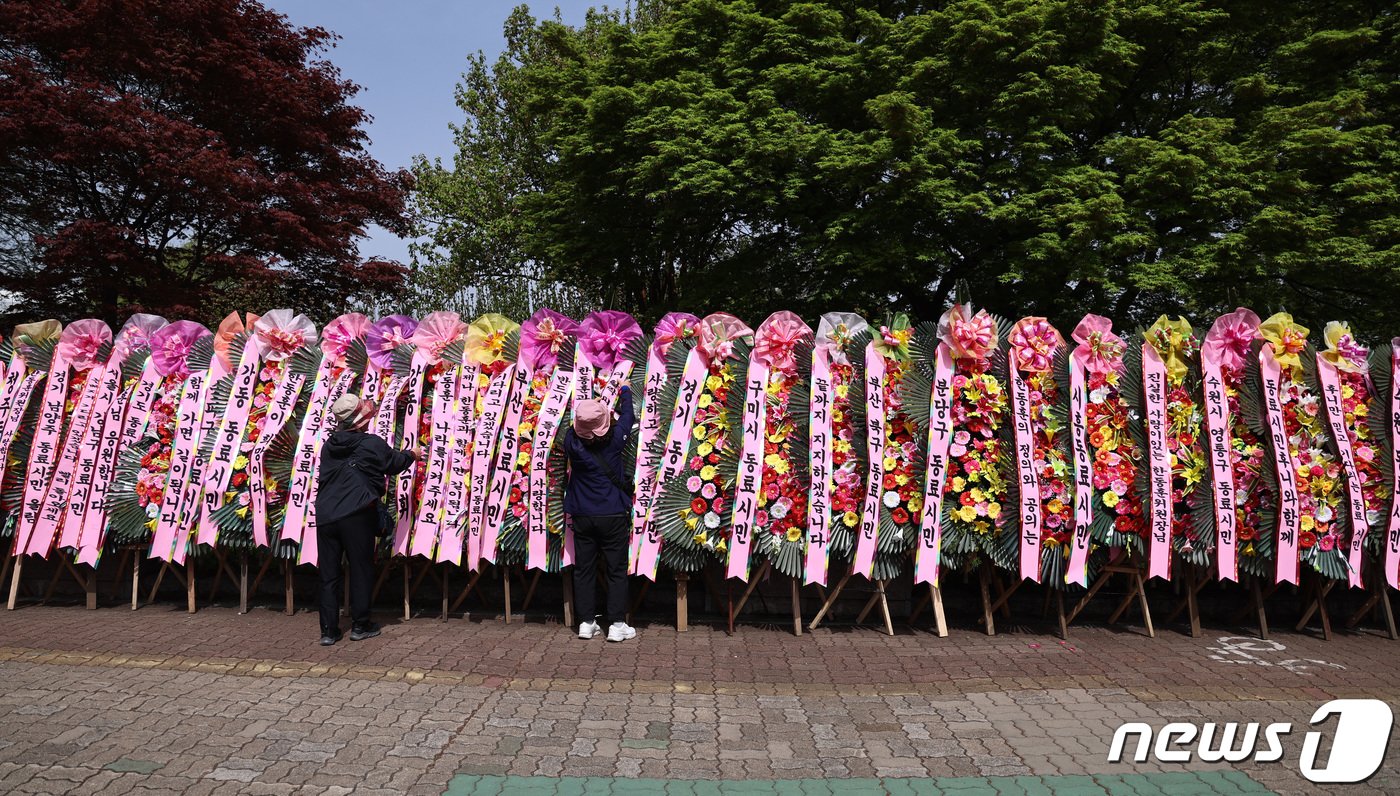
0, 0, 412, 325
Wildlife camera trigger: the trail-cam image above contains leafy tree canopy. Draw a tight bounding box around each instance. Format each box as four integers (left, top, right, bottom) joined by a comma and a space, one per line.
0, 0, 413, 326
414, 0, 1400, 338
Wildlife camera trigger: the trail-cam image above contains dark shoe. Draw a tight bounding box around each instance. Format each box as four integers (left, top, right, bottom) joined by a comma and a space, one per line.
349, 623, 381, 641
319, 632, 341, 646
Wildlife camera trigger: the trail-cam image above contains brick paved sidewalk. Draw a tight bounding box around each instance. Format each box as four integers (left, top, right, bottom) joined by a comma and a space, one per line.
1, 605, 1397, 794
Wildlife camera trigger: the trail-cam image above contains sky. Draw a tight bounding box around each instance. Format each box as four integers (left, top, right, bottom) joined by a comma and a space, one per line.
268, 1, 602, 266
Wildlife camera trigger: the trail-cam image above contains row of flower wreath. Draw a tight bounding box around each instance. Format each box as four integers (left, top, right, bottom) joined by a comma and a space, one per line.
0, 306, 1396, 592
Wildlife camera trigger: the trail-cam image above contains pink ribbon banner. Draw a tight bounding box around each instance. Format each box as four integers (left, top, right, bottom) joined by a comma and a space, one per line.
149, 367, 209, 562
1200, 352, 1239, 582
296, 372, 352, 566
197, 336, 261, 545
436, 365, 478, 564
15, 356, 70, 556
118, 360, 163, 446
1260, 346, 1301, 585
629, 347, 670, 569
281, 356, 337, 548
480, 365, 531, 564
1066, 351, 1094, 586
528, 368, 575, 570
1009, 359, 1042, 583
1142, 344, 1173, 581
390, 352, 431, 555
633, 347, 707, 579
248, 371, 306, 548
803, 346, 834, 586
726, 358, 770, 581
853, 343, 886, 579
466, 366, 513, 570
33, 364, 104, 555
1317, 356, 1369, 588
0, 362, 38, 491
1387, 344, 1400, 589
410, 369, 458, 558
914, 344, 955, 586
69, 360, 127, 563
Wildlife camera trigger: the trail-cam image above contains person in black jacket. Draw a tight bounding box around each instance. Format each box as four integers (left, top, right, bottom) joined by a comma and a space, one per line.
315, 393, 416, 646
563, 385, 636, 642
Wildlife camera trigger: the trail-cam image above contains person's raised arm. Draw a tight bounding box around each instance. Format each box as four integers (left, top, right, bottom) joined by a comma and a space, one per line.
612, 385, 635, 446
363, 435, 416, 477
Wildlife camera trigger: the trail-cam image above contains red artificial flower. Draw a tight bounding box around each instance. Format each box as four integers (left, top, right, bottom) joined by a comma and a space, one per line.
1299, 531, 1317, 549
891, 507, 909, 525
691, 497, 708, 515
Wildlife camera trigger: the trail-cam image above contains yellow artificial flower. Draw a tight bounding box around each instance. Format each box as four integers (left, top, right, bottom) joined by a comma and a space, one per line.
715, 539, 727, 552
952, 476, 967, 492
1102, 491, 1119, 508
1146, 315, 1194, 383
834, 439, 852, 454
1258, 312, 1311, 373
699, 394, 713, 408
693, 426, 707, 440
956, 505, 977, 523
842, 511, 859, 528
987, 502, 1002, 519
882, 456, 898, 471
700, 465, 717, 481
907, 495, 923, 516
764, 453, 783, 468
786, 527, 803, 542
693, 530, 706, 544
970, 487, 985, 502
773, 459, 791, 475
1301, 515, 1316, 532
1046, 498, 1064, 515
894, 474, 908, 487
1320, 321, 1364, 373
233, 454, 249, 470
705, 375, 722, 392
697, 442, 714, 457
835, 384, 849, 400
463, 314, 519, 366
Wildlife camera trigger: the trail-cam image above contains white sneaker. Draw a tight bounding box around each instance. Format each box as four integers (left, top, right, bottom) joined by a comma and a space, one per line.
606, 622, 636, 642
578, 621, 601, 639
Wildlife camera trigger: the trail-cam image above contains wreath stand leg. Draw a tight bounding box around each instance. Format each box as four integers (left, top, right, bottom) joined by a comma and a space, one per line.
978, 567, 997, 636
852, 579, 894, 636
5, 554, 24, 610
1295, 573, 1335, 640
370, 556, 393, 603
502, 565, 514, 624
206, 550, 241, 606
0, 550, 13, 608
674, 571, 689, 632
724, 560, 770, 636
808, 568, 853, 631
281, 559, 292, 616
440, 564, 449, 621
979, 572, 1022, 635
625, 577, 649, 625
1068, 564, 1154, 638
1104, 567, 1152, 637
44, 553, 94, 609
791, 577, 803, 637
404, 558, 435, 621
1346, 566, 1397, 639
1165, 564, 1207, 637
520, 569, 542, 614
144, 558, 196, 613
449, 566, 484, 615
239, 556, 249, 615
1229, 576, 1275, 639
561, 570, 574, 627
906, 583, 948, 637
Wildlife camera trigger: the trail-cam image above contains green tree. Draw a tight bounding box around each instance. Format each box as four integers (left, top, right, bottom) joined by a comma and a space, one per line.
413, 1, 1400, 337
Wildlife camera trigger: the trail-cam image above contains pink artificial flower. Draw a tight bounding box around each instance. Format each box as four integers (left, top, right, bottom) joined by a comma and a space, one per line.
320, 313, 371, 367
55, 319, 113, 371
367, 316, 419, 369
753, 311, 813, 374
938, 304, 997, 362
580, 311, 643, 370
1009, 317, 1061, 373
254, 309, 317, 363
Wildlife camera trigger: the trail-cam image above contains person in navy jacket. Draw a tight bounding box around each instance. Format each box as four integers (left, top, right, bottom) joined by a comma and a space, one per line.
563, 385, 636, 642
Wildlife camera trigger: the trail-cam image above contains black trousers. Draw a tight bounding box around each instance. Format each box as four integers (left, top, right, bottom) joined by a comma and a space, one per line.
317, 504, 377, 635
572, 514, 628, 626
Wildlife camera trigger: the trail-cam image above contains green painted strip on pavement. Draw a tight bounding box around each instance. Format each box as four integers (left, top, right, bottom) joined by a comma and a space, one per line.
444, 771, 1275, 796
